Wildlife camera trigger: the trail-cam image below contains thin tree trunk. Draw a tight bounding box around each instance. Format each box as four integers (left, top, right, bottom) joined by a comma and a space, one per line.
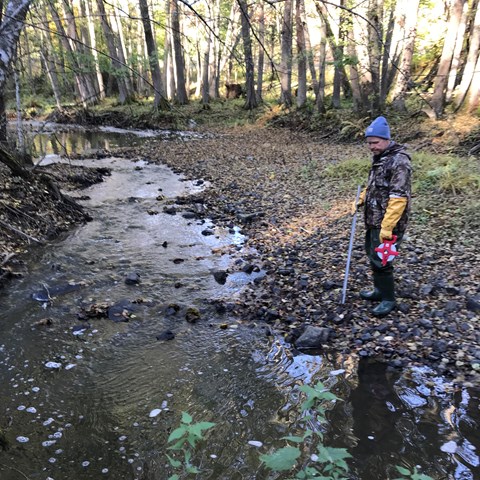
171, 0, 188, 104
368, 0, 383, 114
138, 0, 166, 108
84, 0, 105, 99
455, 4, 480, 109
256, 0, 264, 102
280, 0, 293, 106
96, 0, 131, 104
447, 0, 469, 102
316, 12, 327, 113
391, 0, 421, 111
238, 0, 257, 109
296, 0, 307, 108
431, 0, 466, 117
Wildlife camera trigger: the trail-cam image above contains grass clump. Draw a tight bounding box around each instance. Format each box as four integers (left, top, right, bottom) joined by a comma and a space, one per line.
323, 157, 370, 190
413, 152, 480, 195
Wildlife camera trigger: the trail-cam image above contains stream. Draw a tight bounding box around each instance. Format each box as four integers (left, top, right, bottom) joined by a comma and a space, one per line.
1, 125, 479, 480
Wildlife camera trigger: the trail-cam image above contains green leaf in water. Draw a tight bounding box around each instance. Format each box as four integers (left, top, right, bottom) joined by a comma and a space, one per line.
260, 446, 301, 471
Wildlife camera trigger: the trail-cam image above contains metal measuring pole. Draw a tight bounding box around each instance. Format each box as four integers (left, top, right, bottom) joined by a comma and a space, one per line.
341, 185, 361, 304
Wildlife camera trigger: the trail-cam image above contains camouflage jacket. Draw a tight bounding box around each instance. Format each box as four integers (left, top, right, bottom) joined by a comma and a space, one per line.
365, 142, 412, 232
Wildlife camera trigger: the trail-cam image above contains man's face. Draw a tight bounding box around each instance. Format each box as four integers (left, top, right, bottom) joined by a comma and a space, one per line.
366, 137, 390, 155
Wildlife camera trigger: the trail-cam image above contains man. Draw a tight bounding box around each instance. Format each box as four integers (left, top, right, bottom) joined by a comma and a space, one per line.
352, 116, 412, 317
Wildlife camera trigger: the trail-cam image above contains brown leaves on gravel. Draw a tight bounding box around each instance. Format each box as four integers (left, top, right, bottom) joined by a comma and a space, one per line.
135, 127, 480, 382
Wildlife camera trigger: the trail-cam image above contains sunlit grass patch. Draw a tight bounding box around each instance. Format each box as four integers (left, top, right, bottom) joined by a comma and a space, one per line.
413, 152, 480, 194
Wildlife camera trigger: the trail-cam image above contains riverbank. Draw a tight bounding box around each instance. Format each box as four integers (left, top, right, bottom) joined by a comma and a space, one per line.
134, 125, 480, 383
1, 119, 480, 382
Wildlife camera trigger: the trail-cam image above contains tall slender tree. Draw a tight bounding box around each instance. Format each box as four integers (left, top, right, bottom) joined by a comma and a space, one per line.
431, 0, 466, 117
139, 0, 167, 108
238, 0, 257, 109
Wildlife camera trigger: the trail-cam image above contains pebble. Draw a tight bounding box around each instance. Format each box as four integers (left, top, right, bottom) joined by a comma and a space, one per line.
149, 409, 162, 418
247, 440, 263, 447
16, 436, 29, 443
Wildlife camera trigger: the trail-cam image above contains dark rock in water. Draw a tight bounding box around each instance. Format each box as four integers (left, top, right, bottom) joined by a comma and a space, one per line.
108, 300, 137, 322
72, 324, 90, 334
172, 258, 184, 264
201, 228, 214, 236
31, 283, 82, 302
33, 317, 53, 327
182, 211, 197, 219
162, 241, 168, 248
186, 307, 200, 323
125, 273, 140, 285
163, 206, 177, 215
156, 330, 175, 341
165, 303, 181, 315
213, 270, 228, 285
295, 326, 331, 349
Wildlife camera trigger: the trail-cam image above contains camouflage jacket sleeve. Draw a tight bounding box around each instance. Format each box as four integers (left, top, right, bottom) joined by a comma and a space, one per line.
387, 152, 412, 199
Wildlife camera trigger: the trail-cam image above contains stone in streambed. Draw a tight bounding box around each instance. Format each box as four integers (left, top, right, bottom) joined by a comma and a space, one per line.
295, 326, 331, 349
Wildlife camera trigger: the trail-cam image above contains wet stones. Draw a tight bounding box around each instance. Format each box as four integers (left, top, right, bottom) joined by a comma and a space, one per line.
185, 307, 200, 323
213, 270, 228, 285
156, 330, 175, 341
125, 272, 140, 285
295, 326, 331, 349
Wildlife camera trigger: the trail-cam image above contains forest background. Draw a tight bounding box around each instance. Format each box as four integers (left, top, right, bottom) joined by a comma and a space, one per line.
1, 0, 480, 143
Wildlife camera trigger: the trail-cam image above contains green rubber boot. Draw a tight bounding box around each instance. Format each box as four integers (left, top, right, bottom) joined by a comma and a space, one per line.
372, 272, 396, 317
360, 272, 382, 301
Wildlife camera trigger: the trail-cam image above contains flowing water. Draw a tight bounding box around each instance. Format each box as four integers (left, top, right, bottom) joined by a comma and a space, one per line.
0, 127, 479, 480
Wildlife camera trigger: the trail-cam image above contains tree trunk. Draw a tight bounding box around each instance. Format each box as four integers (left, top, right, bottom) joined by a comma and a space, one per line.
316, 11, 327, 113
84, 0, 105, 100
368, 0, 383, 114
171, 0, 188, 104
138, 0, 167, 108
447, 0, 469, 102
279, 0, 293, 106
238, 0, 257, 109
391, 0, 420, 111
256, 0, 265, 102
431, 0, 466, 117
296, 0, 307, 108
0, 0, 33, 146
96, 0, 131, 104
455, 4, 480, 110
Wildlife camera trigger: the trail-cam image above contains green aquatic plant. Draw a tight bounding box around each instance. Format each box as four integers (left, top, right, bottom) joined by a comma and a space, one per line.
166, 411, 215, 479
259, 381, 351, 479
394, 465, 435, 480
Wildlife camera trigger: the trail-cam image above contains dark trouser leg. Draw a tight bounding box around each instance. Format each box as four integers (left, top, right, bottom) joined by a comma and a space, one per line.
364, 229, 403, 317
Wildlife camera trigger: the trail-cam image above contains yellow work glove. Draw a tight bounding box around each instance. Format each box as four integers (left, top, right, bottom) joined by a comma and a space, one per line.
380, 197, 407, 243
351, 188, 367, 215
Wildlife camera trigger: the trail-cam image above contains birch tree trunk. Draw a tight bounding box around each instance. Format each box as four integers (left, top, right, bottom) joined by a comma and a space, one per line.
431, 0, 466, 117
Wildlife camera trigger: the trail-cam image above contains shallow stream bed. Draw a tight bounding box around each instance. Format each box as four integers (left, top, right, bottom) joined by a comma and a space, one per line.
0, 127, 479, 480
